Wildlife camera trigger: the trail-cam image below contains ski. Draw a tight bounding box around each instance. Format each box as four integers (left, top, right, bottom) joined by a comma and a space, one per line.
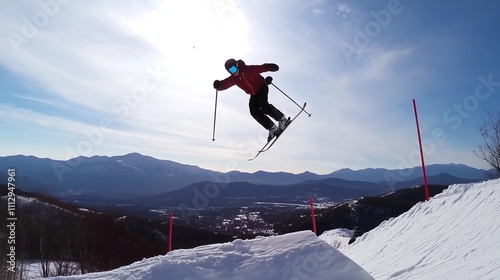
247, 102, 307, 161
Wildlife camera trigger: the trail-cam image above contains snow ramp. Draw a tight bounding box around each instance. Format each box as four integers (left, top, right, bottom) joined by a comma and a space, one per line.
342, 179, 500, 280
52, 230, 373, 280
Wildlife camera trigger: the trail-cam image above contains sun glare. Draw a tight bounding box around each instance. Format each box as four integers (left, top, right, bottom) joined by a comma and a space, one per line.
125, 1, 250, 82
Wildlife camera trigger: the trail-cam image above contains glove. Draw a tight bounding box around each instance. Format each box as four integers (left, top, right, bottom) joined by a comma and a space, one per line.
265, 76, 273, 85
213, 80, 221, 89
268, 63, 279, 71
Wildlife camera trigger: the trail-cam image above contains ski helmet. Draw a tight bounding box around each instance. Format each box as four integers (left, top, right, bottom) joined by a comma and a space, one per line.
225, 58, 238, 74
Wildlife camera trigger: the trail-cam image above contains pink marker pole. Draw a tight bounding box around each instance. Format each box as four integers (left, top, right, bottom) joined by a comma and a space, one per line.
413, 99, 430, 201
168, 211, 173, 252
309, 196, 317, 235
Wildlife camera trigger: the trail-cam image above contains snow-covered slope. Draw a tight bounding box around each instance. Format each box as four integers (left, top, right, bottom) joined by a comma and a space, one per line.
336, 179, 500, 280
50, 179, 500, 280
51, 231, 373, 280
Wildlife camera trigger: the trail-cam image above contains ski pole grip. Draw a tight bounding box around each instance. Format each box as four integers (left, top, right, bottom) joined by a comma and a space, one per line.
265, 76, 273, 85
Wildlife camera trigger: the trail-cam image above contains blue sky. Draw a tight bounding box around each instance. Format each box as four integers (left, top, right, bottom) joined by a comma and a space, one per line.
1, 0, 499, 175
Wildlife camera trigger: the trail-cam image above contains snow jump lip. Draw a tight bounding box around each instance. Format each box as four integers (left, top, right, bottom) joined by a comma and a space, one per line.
48, 230, 374, 280
340, 179, 500, 280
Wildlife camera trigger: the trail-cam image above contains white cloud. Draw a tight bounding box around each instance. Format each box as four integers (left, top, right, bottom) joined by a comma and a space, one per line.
1, 0, 497, 174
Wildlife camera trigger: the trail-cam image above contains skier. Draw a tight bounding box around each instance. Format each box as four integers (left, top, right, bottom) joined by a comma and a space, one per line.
213, 59, 289, 141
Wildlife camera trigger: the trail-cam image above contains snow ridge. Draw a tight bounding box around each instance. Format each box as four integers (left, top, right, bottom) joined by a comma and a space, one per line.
341, 179, 500, 280
50, 231, 373, 280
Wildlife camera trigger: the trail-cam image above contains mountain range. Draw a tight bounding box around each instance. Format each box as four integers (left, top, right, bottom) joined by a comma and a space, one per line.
0, 153, 494, 199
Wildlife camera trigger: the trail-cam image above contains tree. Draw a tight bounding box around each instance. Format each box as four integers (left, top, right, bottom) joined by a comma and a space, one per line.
474, 111, 500, 176
348, 226, 362, 245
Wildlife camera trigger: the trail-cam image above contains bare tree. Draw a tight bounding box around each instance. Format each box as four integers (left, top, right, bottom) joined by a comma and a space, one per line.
474, 111, 500, 176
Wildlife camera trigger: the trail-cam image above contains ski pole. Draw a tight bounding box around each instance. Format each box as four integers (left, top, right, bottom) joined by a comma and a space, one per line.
212, 89, 218, 141
271, 82, 311, 117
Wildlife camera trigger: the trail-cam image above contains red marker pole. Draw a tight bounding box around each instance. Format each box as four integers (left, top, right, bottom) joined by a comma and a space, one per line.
413, 99, 430, 201
309, 196, 317, 235
168, 211, 173, 252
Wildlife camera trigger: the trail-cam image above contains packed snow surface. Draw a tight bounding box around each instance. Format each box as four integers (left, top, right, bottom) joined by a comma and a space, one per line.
328, 179, 500, 279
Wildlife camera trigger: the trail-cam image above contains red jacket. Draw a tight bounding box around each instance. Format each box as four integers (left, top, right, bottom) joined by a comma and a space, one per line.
218, 60, 278, 95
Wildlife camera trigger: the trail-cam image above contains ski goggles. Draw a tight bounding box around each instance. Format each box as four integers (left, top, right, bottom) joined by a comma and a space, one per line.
228, 65, 238, 74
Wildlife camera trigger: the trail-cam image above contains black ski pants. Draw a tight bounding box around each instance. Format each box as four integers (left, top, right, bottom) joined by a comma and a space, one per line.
249, 84, 284, 130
